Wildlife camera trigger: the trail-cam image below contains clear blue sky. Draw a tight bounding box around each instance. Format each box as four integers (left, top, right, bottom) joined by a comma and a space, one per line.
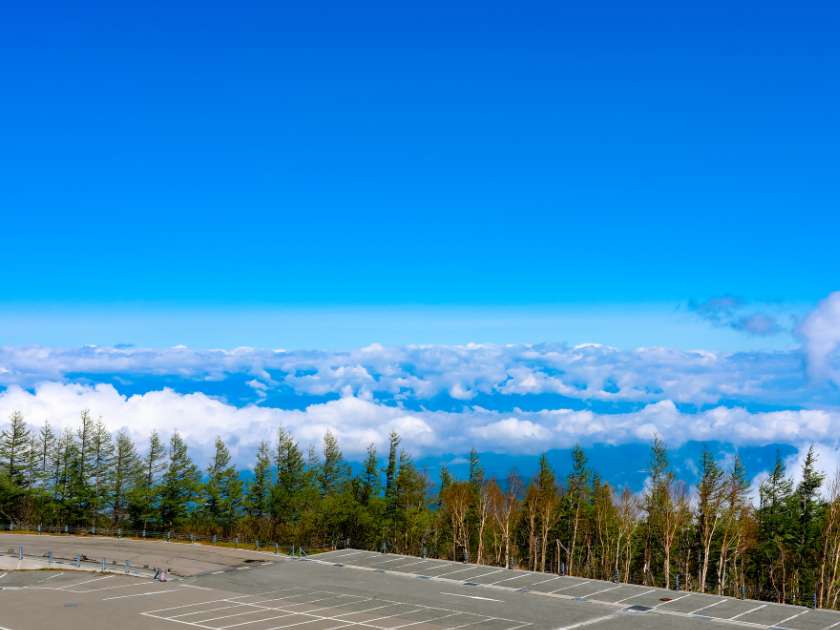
1, 1, 838, 346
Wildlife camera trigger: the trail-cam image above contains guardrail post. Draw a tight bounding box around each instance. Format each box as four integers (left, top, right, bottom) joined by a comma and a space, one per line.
75, 554, 81, 568
48, 551, 53, 566
274, 543, 279, 555
101, 559, 106, 572
125, 560, 131, 574
18, 545, 23, 560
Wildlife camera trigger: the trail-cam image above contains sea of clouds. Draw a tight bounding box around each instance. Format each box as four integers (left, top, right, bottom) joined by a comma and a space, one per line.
0, 293, 838, 480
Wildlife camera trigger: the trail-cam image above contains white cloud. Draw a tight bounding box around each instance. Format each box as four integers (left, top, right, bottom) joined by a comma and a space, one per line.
3, 383, 840, 466
799, 291, 840, 385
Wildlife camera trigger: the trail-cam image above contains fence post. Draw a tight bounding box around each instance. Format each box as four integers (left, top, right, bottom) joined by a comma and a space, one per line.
274, 543, 279, 555
256, 540, 260, 550
75, 554, 81, 568
813, 593, 818, 609
125, 560, 131, 574
675, 574, 681, 591
48, 551, 53, 566
101, 559, 106, 572
18, 545, 23, 561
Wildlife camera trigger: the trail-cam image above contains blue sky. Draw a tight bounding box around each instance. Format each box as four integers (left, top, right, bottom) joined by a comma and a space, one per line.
1, 1, 839, 484
2, 1, 839, 342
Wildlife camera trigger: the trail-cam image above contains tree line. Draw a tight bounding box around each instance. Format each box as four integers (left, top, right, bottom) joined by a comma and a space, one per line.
1, 410, 839, 609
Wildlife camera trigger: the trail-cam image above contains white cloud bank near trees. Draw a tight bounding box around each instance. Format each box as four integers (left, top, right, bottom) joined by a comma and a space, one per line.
1, 382, 838, 469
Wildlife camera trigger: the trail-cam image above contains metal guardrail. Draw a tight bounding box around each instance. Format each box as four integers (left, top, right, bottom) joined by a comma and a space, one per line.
1, 542, 154, 577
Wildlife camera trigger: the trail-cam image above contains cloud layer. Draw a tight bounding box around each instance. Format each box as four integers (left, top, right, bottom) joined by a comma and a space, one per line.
1, 382, 838, 469
0, 341, 836, 411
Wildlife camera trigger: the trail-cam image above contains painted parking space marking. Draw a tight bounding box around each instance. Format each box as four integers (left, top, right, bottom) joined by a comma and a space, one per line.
440, 592, 504, 602
141, 586, 531, 630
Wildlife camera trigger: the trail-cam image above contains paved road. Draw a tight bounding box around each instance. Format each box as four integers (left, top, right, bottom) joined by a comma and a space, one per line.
0, 533, 282, 576
2, 537, 840, 629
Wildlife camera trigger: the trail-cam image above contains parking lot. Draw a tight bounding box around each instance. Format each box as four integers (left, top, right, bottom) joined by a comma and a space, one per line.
3, 536, 840, 629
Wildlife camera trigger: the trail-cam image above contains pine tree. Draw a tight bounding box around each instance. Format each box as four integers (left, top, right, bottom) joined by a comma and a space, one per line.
357, 443, 379, 506
790, 446, 825, 602
272, 428, 307, 528
89, 419, 114, 528
202, 437, 243, 536
383, 431, 401, 545
245, 440, 271, 518
159, 432, 200, 530
320, 431, 346, 496
566, 445, 590, 575
1, 411, 31, 486
110, 432, 139, 526
758, 450, 794, 602
36, 420, 56, 486
131, 431, 166, 531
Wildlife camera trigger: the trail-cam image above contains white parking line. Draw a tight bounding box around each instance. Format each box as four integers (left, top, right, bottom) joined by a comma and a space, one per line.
728, 603, 766, 620
440, 619, 489, 630
103, 588, 182, 600
222, 612, 298, 628
549, 580, 592, 593
372, 557, 410, 564
170, 603, 251, 619
489, 573, 533, 585
39, 572, 64, 581
440, 592, 504, 602
651, 593, 692, 609
61, 574, 114, 590
396, 559, 439, 569
774, 609, 809, 626
466, 569, 505, 581
555, 613, 623, 629
615, 588, 656, 603
581, 584, 622, 598
527, 575, 563, 587
434, 566, 480, 578
688, 599, 726, 614
145, 594, 259, 614
75, 580, 158, 593
392, 612, 461, 629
